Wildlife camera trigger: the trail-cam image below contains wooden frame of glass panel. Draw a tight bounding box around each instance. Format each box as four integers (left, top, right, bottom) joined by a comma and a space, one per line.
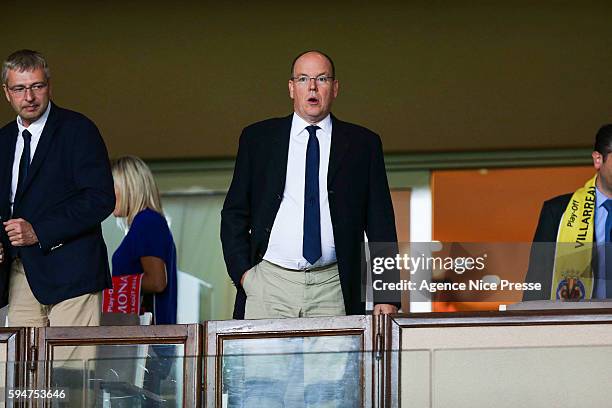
34, 324, 201, 407
0, 328, 26, 408
205, 316, 375, 408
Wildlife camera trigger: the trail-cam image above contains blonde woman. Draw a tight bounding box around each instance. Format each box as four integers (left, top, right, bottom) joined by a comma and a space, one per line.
111, 156, 177, 324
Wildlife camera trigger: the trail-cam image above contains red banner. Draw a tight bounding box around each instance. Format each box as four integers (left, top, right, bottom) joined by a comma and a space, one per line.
102, 274, 143, 314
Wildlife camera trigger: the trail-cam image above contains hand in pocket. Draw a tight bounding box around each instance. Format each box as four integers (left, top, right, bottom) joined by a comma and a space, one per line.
241, 266, 255, 287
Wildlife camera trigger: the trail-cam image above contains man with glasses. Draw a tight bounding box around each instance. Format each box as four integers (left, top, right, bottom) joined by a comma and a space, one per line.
222, 50, 399, 320
0, 49, 114, 327
222, 49, 399, 407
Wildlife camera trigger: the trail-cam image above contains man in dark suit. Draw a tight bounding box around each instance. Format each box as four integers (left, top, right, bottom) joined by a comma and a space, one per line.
524, 194, 572, 300
221, 50, 399, 319
524, 124, 612, 300
0, 49, 114, 327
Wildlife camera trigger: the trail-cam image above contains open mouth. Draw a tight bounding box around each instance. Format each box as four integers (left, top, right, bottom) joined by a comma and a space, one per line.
307, 97, 319, 104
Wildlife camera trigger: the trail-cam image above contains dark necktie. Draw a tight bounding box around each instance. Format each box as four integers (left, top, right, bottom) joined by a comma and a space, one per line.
303, 125, 322, 265
15, 129, 32, 201
600, 199, 612, 298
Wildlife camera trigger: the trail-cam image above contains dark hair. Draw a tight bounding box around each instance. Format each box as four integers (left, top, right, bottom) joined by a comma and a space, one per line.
2, 49, 50, 84
290, 50, 335, 78
594, 124, 612, 158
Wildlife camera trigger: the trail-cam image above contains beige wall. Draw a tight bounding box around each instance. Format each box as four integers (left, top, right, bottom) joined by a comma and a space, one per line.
1, 2, 611, 159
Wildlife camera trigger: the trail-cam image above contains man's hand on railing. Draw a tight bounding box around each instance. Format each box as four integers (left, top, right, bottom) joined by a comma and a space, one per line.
373, 304, 398, 315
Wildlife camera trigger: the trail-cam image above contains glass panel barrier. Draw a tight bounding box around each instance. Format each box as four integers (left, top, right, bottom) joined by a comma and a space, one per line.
0, 353, 371, 407
206, 350, 369, 408
205, 315, 374, 407
36, 324, 201, 406
5, 344, 612, 407
86, 353, 185, 407
47, 345, 186, 407
6, 357, 190, 407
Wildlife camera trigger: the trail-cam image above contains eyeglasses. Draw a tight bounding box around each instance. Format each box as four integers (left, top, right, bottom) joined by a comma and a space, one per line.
290, 75, 335, 86
6, 82, 48, 96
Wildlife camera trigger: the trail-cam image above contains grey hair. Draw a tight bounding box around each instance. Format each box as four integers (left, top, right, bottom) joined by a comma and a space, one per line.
2, 49, 51, 85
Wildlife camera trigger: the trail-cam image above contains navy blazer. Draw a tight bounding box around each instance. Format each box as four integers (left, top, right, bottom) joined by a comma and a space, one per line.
0, 103, 114, 306
221, 114, 398, 319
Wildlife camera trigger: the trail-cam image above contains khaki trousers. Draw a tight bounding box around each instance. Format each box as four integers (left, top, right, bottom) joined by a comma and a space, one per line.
239, 261, 356, 407
8, 259, 101, 328
243, 260, 345, 319
8, 259, 101, 372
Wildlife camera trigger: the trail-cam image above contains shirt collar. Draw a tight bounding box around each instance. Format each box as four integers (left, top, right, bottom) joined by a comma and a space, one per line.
291, 112, 332, 138
596, 185, 609, 209
17, 102, 51, 135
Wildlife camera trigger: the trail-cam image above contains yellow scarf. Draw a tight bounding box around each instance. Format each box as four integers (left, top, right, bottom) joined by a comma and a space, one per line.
552, 175, 597, 300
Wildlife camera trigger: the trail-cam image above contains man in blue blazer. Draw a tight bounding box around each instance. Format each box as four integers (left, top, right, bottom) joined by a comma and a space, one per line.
221, 50, 399, 319
0, 50, 114, 327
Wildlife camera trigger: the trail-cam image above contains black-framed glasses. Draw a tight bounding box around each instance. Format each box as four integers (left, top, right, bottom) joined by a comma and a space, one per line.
6, 82, 48, 96
290, 75, 335, 86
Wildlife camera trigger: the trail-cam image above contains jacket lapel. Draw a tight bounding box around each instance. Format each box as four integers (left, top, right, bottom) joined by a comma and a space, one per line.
1, 123, 18, 213
15, 102, 60, 204
269, 115, 293, 192
328, 114, 350, 188
3, 123, 18, 175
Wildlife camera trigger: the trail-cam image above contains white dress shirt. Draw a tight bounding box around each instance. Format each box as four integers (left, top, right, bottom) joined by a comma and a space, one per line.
10, 102, 51, 212
263, 113, 337, 269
